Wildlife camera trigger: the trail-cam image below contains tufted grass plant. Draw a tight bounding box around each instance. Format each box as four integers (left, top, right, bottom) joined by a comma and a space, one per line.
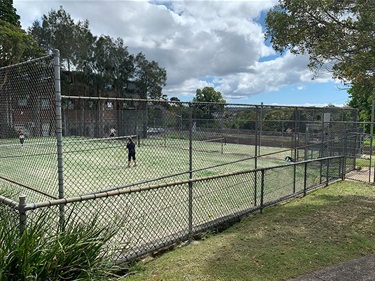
0, 189, 122, 281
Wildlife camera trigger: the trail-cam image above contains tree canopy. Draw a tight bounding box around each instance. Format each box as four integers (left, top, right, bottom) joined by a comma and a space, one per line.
193, 86, 226, 104
0, 0, 20, 26
265, 0, 374, 83
0, 1, 41, 67
265, 0, 375, 120
27, 6, 167, 99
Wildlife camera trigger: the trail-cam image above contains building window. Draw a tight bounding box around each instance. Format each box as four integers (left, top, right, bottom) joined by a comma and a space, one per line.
41, 98, 50, 109
68, 100, 74, 109
106, 101, 113, 110
18, 98, 28, 107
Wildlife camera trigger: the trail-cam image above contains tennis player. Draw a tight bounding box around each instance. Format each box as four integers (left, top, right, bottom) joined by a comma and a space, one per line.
109, 127, 116, 137
19, 130, 25, 147
126, 137, 137, 167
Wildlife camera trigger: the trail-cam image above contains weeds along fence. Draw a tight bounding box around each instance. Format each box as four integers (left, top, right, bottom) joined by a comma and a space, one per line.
2, 155, 346, 262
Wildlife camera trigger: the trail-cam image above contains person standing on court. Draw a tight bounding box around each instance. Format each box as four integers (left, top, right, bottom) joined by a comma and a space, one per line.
19, 130, 25, 147
109, 127, 116, 137
126, 137, 136, 167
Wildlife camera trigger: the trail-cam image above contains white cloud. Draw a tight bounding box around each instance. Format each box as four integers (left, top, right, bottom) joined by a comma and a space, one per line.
14, 0, 341, 104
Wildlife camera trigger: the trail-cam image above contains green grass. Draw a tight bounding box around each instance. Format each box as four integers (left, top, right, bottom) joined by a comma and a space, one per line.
121, 180, 375, 281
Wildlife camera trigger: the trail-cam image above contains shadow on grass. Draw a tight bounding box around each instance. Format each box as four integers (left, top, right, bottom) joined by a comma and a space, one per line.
201, 188, 375, 281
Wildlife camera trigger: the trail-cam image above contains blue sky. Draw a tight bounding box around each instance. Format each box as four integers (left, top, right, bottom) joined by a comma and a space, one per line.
14, 0, 351, 107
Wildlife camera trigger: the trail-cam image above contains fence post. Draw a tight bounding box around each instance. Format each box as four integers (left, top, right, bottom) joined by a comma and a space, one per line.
260, 170, 265, 214
54, 49, 65, 230
254, 105, 259, 170
326, 158, 330, 186
254, 170, 257, 206
303, 162, 307, 196
19, 195, 27, 235
293, 163, 296, 194
188, 103, 193, 241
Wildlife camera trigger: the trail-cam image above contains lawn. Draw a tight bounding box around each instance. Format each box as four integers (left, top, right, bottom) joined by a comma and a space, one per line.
121, 180, 375, 281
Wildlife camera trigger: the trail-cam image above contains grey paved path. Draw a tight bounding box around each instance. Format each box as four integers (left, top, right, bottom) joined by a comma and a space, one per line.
288, 254, 375, 281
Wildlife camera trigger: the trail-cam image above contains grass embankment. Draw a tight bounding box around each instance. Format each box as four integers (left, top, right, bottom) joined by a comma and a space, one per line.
122, 181, 375, 281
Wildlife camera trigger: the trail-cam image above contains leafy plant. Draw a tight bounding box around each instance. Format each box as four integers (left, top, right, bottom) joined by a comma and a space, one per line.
0, 199, 121, 280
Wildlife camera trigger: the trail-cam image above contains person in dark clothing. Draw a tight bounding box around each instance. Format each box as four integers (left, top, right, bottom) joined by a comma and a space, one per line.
19, 130, 25, 147
126, 137, 136, 167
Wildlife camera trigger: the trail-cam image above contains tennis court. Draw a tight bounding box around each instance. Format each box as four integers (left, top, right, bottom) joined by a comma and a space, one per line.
0, 134, 293, 199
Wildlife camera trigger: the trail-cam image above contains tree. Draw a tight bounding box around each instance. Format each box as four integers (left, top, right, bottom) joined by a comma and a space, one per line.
28, 6, 95, 71
265, 0, 374, 82
0, 20, 41, 67
91, 35, 134, 96
133, 52, 167, 100
193, 87, 226, 127
0, 0, 20, 26
0, 1, 43, 138
0, 0, 41, 67
193, 86, 226, 104
348, 78, 373, 122
265, 0, 375, 119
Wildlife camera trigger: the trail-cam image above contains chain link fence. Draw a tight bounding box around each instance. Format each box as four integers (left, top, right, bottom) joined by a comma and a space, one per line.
0, 52, 369, 263
14, 156, 344, 262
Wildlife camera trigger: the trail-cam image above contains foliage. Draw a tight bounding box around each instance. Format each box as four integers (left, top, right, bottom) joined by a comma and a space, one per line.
193, 86, 226, 104
28, 6, 94, 72
0, 20, 42, 67
265, 0, 374, 83
134, 52, 167, 100
0, 0, 20, 26
265, 0, 375, 119
192, 87, 226, 127
91, 35, 134, 94
0, 205, 121, 280
348, 77, 374, 127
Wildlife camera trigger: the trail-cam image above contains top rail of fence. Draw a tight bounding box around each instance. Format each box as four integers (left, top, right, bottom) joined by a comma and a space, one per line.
61, 95, 358, 111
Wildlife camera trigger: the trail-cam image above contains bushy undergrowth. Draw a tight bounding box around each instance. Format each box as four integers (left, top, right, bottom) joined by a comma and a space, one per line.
0, 201, 120, 280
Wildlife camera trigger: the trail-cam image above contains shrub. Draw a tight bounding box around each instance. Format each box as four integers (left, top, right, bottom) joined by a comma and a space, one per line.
0, 202, 120, 280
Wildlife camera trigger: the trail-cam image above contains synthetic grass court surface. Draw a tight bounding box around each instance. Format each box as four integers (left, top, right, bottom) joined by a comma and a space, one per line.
0, 136, 292, 199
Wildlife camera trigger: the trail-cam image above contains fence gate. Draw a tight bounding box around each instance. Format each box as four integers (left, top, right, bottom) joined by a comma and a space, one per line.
346, 133, 374, 183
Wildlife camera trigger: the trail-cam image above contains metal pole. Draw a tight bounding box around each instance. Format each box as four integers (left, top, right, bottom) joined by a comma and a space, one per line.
303, 162, 307, 197
371, 92, 374, 136
371, 91, 375, 183
255, 106, 259, 169
326, 158, 330, 186
19, 195, 27, 235
260, 170, 265, 214
188, 103, 193, 241
259, 102, 263, 156
54, 49, 65, 229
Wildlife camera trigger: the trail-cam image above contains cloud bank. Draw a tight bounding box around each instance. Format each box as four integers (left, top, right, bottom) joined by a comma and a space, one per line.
15, 0, 335, 103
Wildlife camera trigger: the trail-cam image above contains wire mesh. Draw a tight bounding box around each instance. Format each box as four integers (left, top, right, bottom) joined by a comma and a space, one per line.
0, 54, 57, 198
0, 55, 371, 264
15, 156, 344, 262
